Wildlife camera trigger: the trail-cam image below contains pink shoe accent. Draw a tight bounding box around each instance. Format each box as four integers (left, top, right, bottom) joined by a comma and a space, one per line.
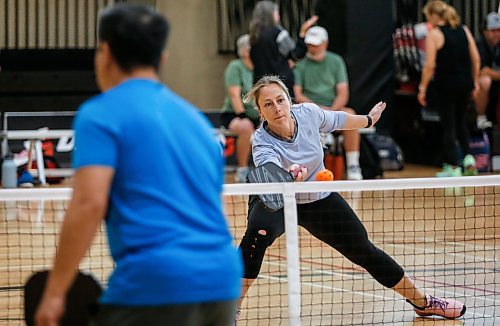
409, 295, 466, 319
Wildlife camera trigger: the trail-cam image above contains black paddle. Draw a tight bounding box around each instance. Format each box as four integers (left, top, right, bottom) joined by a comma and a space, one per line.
24, 270, 103, 326
247, 162, 295, 211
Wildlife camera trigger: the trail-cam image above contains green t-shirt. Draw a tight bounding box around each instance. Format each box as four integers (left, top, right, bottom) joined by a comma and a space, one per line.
221, 59, 259, 120
294, 52, 348, 107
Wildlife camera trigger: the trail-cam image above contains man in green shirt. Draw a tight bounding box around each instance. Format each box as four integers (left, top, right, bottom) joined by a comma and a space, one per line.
221, 34, 259, 182
294, 26, 362, 180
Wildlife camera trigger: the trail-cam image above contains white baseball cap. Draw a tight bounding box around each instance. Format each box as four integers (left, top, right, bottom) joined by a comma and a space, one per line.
304, 26, 328, 46
485, 12, 500, 30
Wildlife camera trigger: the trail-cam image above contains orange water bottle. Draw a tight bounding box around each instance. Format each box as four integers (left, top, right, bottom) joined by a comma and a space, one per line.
332, 135, 344, 180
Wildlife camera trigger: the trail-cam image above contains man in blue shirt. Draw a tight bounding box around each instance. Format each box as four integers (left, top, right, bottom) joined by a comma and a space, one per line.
35, 4, 241, 326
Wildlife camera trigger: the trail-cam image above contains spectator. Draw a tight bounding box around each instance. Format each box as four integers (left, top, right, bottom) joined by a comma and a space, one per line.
221, 34, 258, 183
475, 12, 500, 129
294, 26, 363, 180
418, 0, 480, 177
35, 4, 241, 326
249, 0, 318, 99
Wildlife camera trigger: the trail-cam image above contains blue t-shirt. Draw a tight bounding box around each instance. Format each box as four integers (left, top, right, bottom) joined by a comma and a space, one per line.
73, 79, 242, 305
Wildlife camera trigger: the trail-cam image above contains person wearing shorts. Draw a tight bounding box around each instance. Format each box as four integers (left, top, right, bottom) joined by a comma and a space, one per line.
221, 34, 259, 183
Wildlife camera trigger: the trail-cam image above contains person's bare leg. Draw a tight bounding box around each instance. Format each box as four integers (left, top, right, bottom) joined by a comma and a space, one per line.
391, 275, 426, 307
476, 74, 492, 116
342, 129, 360, 153
236, 129, 253, 168
229, 118, 255, 182
237, 278, 256, 310
229, 118, 254, 168
340, 107, 362, 180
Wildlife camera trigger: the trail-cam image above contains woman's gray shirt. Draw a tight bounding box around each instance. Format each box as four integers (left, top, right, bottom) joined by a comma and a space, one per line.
252, 103, 347, 203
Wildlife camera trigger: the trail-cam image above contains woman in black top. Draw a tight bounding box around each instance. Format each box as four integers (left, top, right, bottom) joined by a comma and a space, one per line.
418, 0, 481, 177
249, 0, 318, 99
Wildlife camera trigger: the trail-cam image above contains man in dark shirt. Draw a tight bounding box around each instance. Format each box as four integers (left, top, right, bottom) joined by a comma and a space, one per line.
475, 12, 500, 128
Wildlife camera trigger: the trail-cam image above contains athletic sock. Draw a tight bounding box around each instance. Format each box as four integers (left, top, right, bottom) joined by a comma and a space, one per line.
346, 151, 360, 168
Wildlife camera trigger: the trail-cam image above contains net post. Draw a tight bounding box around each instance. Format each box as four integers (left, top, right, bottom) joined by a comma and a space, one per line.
34, 140, 47, 185
283, 184, 301, 326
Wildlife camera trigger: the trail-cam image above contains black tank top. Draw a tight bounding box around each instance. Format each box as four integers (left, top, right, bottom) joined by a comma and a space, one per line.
435, 25, 473, 90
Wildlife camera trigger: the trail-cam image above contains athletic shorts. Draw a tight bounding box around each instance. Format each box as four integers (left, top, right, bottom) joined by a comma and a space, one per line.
91, 300, 237, 326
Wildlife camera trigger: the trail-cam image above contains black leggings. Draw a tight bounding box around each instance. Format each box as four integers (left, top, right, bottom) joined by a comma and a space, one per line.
434, 83, 472, 165
238, 193, 404, 288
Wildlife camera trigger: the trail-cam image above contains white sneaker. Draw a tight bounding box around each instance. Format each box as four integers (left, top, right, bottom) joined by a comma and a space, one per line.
477, 116, 493, 129
346, 165, 363, 180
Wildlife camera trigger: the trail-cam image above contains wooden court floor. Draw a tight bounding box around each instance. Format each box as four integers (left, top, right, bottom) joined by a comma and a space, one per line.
226, 185, 499, 325
1, 165, 499, 325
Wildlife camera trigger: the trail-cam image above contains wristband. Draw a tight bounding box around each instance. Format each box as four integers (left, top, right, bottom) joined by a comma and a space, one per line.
365, 115, 373, 128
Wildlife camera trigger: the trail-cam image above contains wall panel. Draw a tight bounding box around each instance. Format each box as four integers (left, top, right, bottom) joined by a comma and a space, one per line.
0, 0, 124, 49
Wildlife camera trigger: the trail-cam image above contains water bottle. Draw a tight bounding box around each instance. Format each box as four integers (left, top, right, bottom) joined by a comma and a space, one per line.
331, 134, 344, 180
2, 154, 17, 188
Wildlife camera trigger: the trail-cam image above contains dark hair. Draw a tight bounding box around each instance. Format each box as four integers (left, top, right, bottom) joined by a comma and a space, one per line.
249, 1, 278, 44
98, 4, 169, 72
481, 17, 487, 30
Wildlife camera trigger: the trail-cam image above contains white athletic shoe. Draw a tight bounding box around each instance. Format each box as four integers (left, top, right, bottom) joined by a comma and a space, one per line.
477, 116, 493, 129
346, 165, 363, 180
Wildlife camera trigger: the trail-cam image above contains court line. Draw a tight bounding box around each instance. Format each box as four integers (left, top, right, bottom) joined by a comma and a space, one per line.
267, 252, 500, 295
257, 273, 498, 320
381, 242, 498, 263
265, 260, 500, 305
383, 236, 500, 262
361, 233, 499, 255
269, 235, 500, 295
424, 237, 498, 253
299, 229, 498, 263
378, 241, 500, 297
264, 255, 500, 299
0, 264, 113, 272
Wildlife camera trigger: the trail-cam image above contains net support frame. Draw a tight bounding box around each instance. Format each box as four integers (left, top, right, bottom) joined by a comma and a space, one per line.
2, 174, 500, 324
283, 186, 301, 326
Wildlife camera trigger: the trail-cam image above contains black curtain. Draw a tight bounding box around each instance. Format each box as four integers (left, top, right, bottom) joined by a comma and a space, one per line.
315, 0, 395, 134
315, 0, 347, 57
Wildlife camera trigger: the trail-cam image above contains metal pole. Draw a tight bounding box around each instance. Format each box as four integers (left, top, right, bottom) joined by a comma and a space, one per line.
283, 184, 302, 326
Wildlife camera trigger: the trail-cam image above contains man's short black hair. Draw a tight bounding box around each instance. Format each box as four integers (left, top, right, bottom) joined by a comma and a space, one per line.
98, 4, 169, 72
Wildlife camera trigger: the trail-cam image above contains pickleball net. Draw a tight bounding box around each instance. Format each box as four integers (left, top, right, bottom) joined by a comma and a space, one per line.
0, 189, 112, 325
1, 176, 499, 325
